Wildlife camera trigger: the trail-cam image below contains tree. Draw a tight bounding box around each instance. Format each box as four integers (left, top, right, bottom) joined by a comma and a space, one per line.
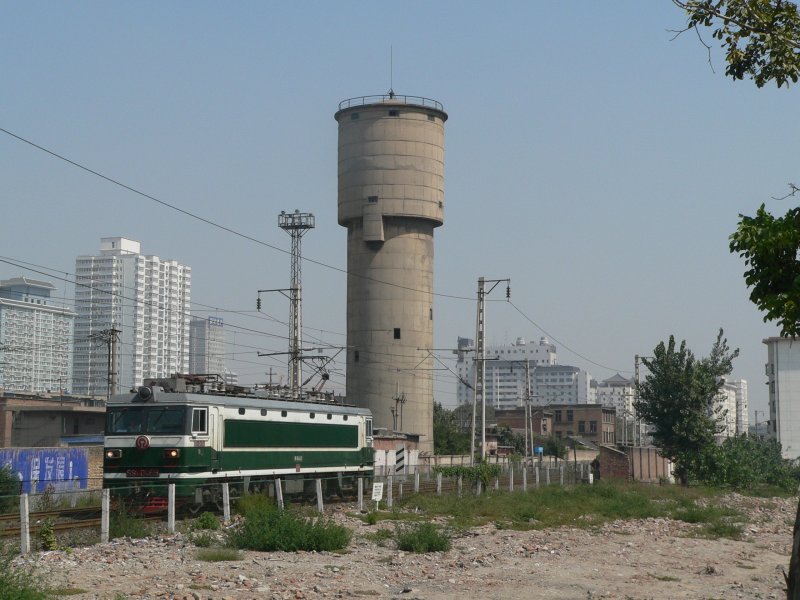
730, 202, 800, 337
672, 0, 800, 88
672, 4, 800, 595
432, 402, 471, 455
634, 329, 738, 485
0, 465, 18, 513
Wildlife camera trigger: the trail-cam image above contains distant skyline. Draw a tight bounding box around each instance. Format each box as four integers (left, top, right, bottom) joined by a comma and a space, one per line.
2, 2, 793, 417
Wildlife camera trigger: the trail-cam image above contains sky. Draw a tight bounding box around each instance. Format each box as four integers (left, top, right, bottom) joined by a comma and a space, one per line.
1, 2, 795, 419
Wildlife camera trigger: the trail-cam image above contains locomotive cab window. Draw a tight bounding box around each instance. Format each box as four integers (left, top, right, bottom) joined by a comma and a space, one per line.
192, 408, 208, 435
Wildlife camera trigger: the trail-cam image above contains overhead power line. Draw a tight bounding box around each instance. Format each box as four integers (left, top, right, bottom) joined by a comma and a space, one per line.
0, 127, 474, 301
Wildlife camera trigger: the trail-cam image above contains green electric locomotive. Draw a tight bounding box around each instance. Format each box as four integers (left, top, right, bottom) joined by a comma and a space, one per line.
103, 376, 374, 511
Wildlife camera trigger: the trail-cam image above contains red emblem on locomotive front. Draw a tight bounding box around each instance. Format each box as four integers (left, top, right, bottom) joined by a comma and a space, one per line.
135, 435, 150, 450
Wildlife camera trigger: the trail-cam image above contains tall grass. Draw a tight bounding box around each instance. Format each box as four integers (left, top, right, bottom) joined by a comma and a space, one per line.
397, 480, 729, 531
0, 545, 49, 600
228, 500, 351, 552
394, 523, 451, 553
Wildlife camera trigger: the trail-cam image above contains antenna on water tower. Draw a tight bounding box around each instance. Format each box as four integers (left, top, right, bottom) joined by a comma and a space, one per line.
389, 45, 394, 97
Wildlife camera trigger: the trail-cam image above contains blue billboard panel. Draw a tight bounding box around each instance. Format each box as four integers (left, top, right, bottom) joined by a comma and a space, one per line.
0, 447, 90, 494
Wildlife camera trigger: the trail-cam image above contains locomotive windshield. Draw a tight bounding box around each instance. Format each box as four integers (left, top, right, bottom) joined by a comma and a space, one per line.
106, 406, 188, 435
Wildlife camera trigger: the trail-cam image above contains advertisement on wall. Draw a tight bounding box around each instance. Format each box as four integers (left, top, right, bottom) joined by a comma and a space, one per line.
0, 447, 90, 494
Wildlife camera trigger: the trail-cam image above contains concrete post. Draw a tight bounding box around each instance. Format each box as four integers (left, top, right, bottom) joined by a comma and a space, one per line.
414, 471, 420, 494
387, 475, 393, 509
19, 493, 30, 554
275, 478, 285, 511
535, 467, 540, 488
358, 477, 364, 512
222, 482, 231, 523
457, 475, 463, 498
100, 488, 110, 543
167, 484, 176, 533
436, 472, 442, 496
522, 467, 527, 492
560, 466, 564, 486
509, 469, 514, 492
315, 479, 324, 513
476, 480, 482, 497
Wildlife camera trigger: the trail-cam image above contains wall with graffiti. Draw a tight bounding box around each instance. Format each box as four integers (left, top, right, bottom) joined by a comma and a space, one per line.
0, 447, 90, 494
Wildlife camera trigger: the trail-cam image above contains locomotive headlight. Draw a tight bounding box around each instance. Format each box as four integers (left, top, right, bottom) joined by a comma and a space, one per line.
164, 448, 180, 459
106, 449, 122, 459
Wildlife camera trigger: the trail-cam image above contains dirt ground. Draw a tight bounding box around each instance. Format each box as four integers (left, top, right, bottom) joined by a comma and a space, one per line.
17, 493, 797, 600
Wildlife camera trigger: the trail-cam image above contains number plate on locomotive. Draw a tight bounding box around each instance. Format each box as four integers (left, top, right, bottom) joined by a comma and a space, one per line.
126, 468, 159, 477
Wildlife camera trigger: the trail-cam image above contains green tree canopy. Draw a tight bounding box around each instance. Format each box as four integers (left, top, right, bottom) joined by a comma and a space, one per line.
673, 0, 800, 87
433, 402, 471, 455
634, 329, 738, 485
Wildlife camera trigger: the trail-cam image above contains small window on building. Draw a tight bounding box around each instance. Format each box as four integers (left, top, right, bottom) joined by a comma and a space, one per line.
429, 308, 433, 320
281, 410, 287, 417
388, 110, 399, 116
590, 421, 597, 433
310, 412, 315, 419
238, 408, 245, 415
578, 420, 586, 433
351, 112, 360, 120
354, 350, 360, 362
566, 410, 573, 422
368, 195, 378, 203
554, 410, 562, 423
427, 114, 435, 121
394, 328, 401, 339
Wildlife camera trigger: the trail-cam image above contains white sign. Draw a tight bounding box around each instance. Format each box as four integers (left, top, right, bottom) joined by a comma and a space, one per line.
371, 482, 384, 502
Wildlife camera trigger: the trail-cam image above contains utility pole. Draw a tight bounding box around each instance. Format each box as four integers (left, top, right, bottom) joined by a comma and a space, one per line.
278, 210, 315, 399
634, 354, 640, 446
90, 327, 120, 400
470, 276, 510, 464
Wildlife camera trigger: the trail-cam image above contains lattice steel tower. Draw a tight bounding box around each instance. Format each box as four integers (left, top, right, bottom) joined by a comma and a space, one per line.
335, 93, 447, 452
279, 210, 315, 397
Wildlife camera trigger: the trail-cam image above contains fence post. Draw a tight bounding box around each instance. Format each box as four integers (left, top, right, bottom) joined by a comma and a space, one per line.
70, 477, 78, 508
522, 467, 527, 492
399, 481, 404, 499
100, 488, 110, 544
436, 472, 442, 496
19, 493, 30, 554
358, 477, 364, 512
560, 466, 564, 486
494, 476, 499, 491
509, 468, 514, 492
222, 482, 231, 523
535, 467, 540, 488
457, 475, 463, 498
476, 479, 482, 497
275, 478, 284, 510
167, 483, 176, 533
315, 479, 324, 513
387, 475, 393, 508
414, 471, 420, 494
545, 467, 551, 486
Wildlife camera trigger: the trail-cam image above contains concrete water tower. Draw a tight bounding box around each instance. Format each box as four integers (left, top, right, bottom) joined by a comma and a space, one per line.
335, 93, 447, 453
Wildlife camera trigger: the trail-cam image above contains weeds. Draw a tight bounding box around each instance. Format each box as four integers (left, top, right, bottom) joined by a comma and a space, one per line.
228, 502, 351, 552
109, 503, 150, 540
191, 531, 216, 548
36, 518, 58, 551
394, 522, 451, 553
194, 512, 219, 531
195, 547, 243, 562
0, 544, 49, 600
363, 528, 394, 545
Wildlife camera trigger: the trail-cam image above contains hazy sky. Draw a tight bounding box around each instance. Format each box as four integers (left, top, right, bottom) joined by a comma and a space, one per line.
2, 2, 794, 418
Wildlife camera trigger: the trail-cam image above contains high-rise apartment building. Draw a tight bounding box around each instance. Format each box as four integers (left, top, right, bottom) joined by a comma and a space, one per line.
73, 238, 191, 395
189, 316, 225, 377
455, 335, 601, 412
0, 278, 74, 393
763, 337, 799, 460
721, 378, 748, 436
594, 374, 635, 415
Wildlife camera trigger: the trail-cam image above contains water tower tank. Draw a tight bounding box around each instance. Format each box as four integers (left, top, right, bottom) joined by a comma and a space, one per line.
335, 94, 447, 453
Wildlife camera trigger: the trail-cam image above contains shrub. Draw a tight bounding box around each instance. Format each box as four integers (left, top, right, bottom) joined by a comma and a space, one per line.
37, 518, 58, 551
109, 503, 150, 540
0, 466, 18, 514
394, 522, 451, 553
191, 531, 216, 548
194, 512, 219, 531
0, 544, 49, 600
432, 462, 501, 487
228, 503, 351, 552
